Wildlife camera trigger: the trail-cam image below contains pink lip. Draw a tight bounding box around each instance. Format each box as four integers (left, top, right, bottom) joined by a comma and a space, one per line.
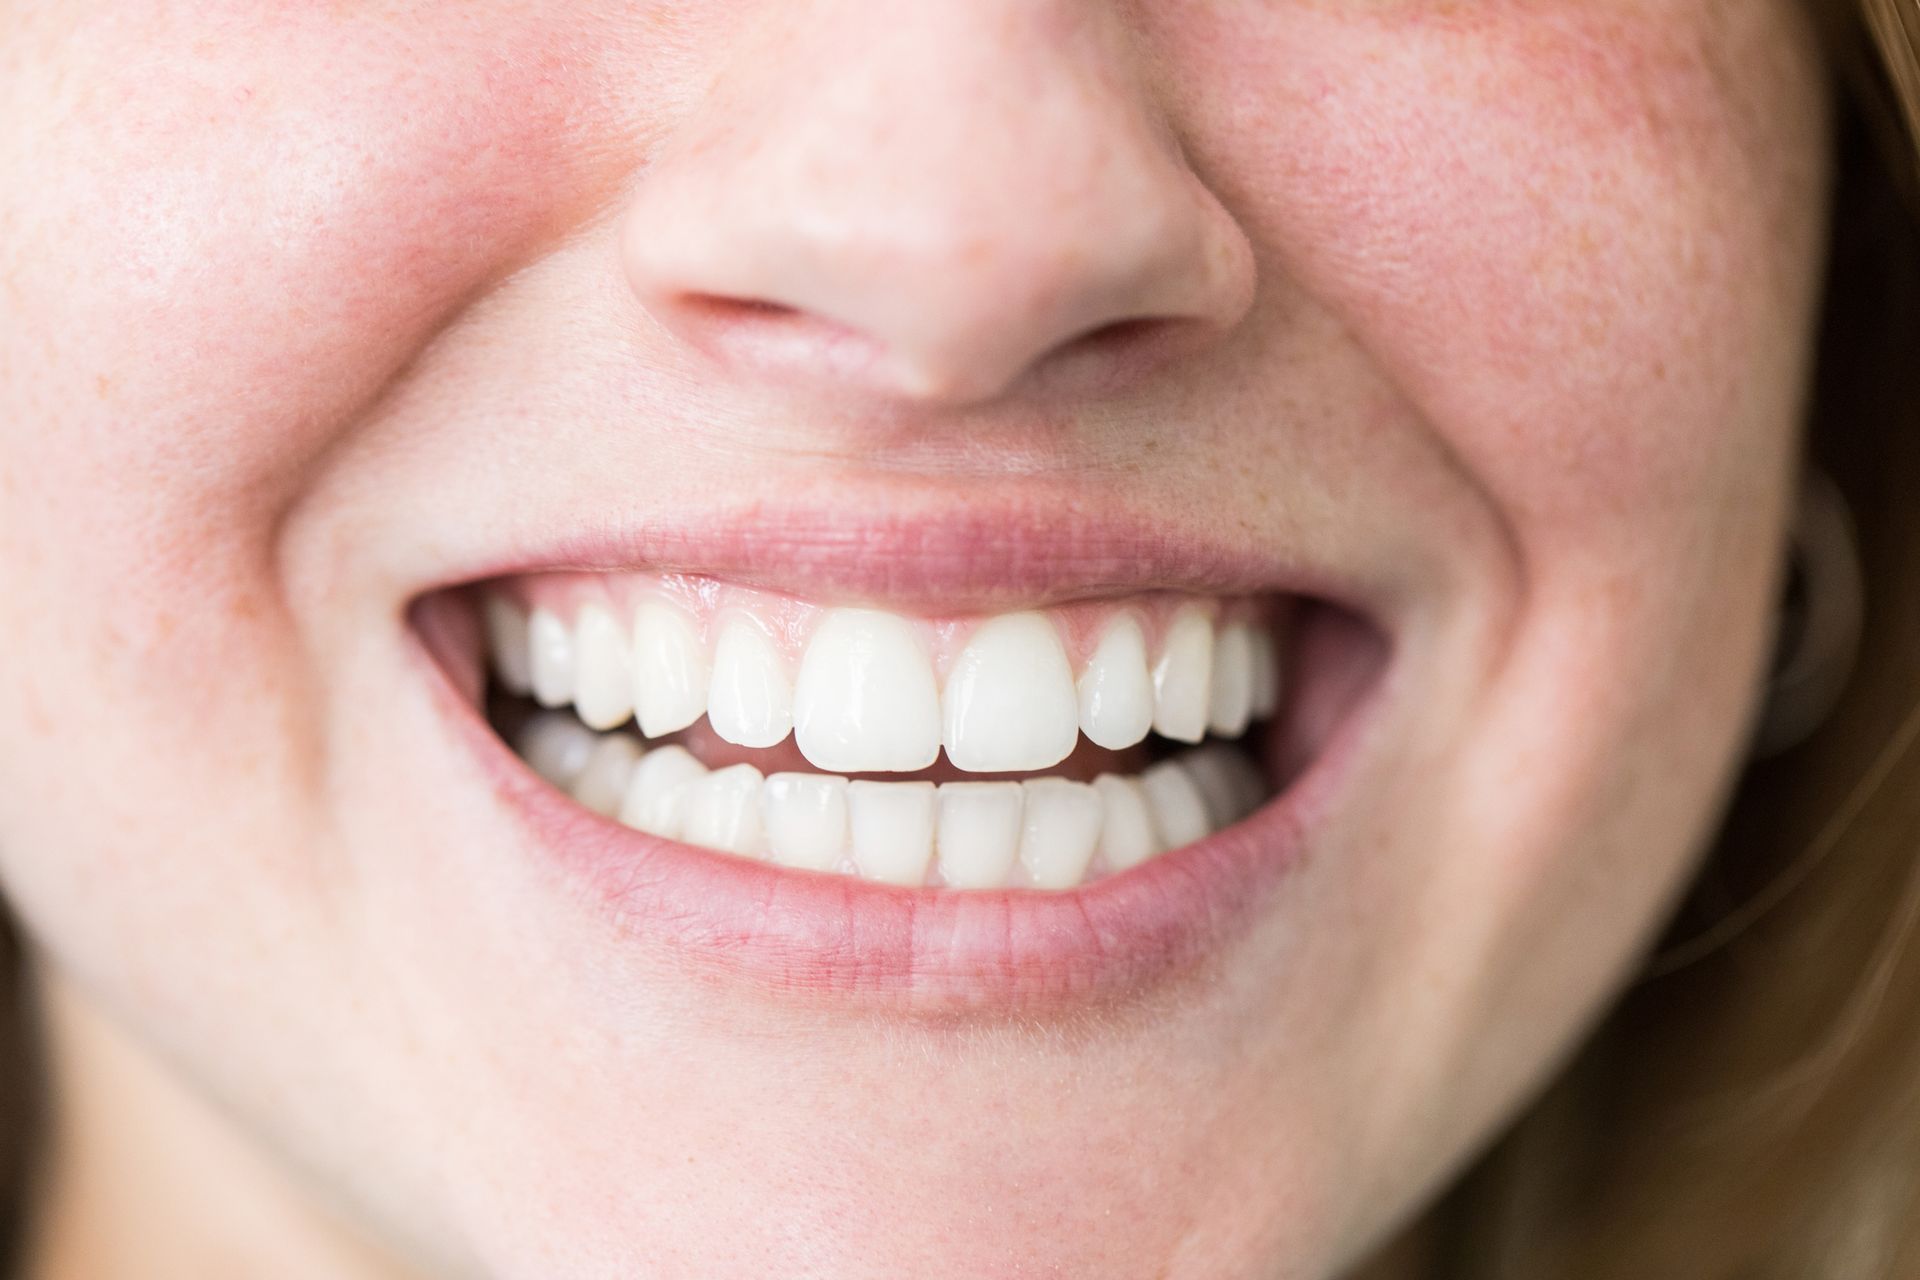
425, 497, 1400, 622
418, 657, 1382, 1018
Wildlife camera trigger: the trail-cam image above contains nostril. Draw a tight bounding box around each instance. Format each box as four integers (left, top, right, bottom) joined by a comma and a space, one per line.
682, 294, 802, 323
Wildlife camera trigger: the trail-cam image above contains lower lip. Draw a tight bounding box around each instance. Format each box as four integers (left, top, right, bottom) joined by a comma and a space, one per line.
422, 622, 1383, 1015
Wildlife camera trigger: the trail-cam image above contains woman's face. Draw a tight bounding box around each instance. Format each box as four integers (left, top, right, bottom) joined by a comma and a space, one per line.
0, 2, 1827, 1276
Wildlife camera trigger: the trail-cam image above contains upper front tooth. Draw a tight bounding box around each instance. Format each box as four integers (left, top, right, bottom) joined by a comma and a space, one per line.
792, 609, 941, 773
942, 612, 1079, 773
1077, 617, 1155, 750
632, 600, 709, 737
1017, 779, 1102, 890
573, 604, 635, 730
707, 617, 794, 749
1207, 623, 1255, 738
1151, 609, 1215, 744
484, 596, 534, 696
528, 607, 575, 709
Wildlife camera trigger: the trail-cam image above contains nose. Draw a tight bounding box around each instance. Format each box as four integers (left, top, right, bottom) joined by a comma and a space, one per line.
619, 0, 1256, 406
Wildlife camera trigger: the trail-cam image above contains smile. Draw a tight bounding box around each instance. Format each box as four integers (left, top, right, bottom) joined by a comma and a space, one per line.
413, 513, 1392, 1007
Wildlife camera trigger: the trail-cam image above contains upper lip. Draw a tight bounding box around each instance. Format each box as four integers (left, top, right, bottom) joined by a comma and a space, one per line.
415, 494, 1406, 626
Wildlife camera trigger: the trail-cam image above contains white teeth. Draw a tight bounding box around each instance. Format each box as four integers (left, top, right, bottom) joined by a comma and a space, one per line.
1092, 773, 1159, 873
762, 773, 850, 872
1248, 629, 1281, 719
497, 589, 1289, 887
617, 744, 708, 838
1077, 617, 1156, 750
934, 781, 1025, 889
792, 609, 941, 773
1207, 623, 1255, 738
847, 780, 937, 887
942, 612, 1080, 773
516, 711, 598, 788
681, 763, 767, 856
631, 601, 710, 737
528, 607, 576, 710
484, 597, 535, 697
1141, 760, 1212, 849
573, 604, 635, 731
1151, 609, 1215, 744
707, 617, 794, 749
1017, 779, 1102, 890
571, 734, 643, 818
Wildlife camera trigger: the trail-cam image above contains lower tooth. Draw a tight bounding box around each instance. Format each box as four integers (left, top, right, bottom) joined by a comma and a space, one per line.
1141, 761, 1212, 849
571, 735, 642, 818
517, 711, 598, 789
762, 773, 850, 872
1016, 779, 1102, 890
847, 781, 937, 887
617, 745, 707, 838
1092, 773, 1159, 873
681, 763, 767, 856
935, 782, 1024, 890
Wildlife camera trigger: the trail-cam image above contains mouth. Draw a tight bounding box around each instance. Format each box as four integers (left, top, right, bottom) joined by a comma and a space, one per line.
412, 516, 1390, 1011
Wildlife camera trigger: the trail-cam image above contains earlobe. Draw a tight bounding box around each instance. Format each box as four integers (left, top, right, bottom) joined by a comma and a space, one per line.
1753, 468, 1864, 757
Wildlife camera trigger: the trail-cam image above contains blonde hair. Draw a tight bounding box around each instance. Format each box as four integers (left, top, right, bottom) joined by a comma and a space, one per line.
1421, 3, 1920, 1274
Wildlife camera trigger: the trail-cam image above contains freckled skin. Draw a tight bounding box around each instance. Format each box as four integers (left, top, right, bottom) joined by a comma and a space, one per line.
0, 2, 1826, 1278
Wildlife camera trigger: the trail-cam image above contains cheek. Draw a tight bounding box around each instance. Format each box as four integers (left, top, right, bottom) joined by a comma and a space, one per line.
0, 6, 624, 714
1176, 1, 1827, 536
0, 5, 627, 954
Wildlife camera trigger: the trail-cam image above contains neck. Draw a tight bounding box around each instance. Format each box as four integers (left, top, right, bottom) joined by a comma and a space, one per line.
20, 963, 416, 1280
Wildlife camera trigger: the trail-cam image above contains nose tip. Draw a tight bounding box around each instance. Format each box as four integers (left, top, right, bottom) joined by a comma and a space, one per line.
618, 4, 1256, 407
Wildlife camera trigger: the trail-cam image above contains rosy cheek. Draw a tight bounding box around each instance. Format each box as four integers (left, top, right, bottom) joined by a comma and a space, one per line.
5, 5, 620, 519
1169, 2, 1825, 529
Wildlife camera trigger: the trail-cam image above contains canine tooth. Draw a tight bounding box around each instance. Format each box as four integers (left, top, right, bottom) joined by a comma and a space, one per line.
617, 744, 707, 838
516, 711, 598, 788
1207, 624, 1255, 737
1151, 610, 1215, 743
1092, 773, 1159, 873
631, 601, 709, 737
793, 609, 941, 773
484, 596, 534, 696
1077, 617, 1155, 750
681, 763, 767, 856
1248, 629, 1281, 718
573, 605, 635, 730
707, 618, 794, 749
528, 607, 575, 709
847, 780, 937, 887
935, 782, 1024, 889
1141, 760, 1211, 848
942, 612, 1079, 772
571, 734, 643, 818
762, 773, 850, 872
1017, 779, 1103, 890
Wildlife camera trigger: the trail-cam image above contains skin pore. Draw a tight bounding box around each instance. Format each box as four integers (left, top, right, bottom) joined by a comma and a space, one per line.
0, 2, 1827, 1278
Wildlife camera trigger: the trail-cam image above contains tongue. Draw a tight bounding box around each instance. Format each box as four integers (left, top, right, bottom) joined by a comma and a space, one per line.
652, 721, 1157, 784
